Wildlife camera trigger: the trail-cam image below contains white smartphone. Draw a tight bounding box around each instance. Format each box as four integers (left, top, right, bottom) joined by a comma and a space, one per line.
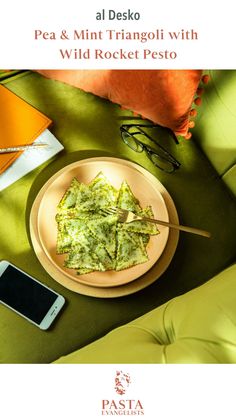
0, 260, 65, 330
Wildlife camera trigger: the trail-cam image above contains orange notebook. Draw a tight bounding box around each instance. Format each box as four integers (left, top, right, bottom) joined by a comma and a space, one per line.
0, 85, 52, 174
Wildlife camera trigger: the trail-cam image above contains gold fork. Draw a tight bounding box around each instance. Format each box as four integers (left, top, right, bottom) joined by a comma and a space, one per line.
101, 207, 211, 238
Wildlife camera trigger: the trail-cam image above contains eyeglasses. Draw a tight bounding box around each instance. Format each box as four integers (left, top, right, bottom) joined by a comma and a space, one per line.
120, 124, 181, 173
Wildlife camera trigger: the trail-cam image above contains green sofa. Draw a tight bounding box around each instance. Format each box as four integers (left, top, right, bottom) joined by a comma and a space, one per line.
0, 70, 235, 363
55, 264, 236, 363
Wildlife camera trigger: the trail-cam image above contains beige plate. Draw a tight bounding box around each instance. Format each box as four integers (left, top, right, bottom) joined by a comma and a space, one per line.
30, 157, 179, 298
36, 158, 169, 288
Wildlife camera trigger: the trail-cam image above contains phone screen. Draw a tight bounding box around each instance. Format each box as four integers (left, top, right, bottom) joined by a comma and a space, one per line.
0, 265, 58, 324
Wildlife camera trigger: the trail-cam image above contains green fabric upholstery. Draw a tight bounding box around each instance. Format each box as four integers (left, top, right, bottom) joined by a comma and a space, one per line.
222, 165, 236, 197
193, 70, 236, 197
54, 264, 236, 363
0, 71, 235, 363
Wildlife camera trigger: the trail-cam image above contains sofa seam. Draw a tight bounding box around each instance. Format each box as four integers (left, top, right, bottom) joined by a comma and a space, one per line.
115, 324, 165, 345
177, 336, 236, 350
220, 162, 236, 178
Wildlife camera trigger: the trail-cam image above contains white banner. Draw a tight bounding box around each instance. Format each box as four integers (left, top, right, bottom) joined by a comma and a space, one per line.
0, 364, 235, 419
0, 0, 235, 69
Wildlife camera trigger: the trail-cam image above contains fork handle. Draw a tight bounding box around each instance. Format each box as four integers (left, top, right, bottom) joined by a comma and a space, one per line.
142, 217, 211, 238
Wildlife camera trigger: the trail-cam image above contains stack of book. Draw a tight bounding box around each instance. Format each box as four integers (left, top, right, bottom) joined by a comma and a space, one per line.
0, 84, 64, 191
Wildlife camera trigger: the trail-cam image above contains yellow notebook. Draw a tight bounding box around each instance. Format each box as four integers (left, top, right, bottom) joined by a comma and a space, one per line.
0, 85, 52, 174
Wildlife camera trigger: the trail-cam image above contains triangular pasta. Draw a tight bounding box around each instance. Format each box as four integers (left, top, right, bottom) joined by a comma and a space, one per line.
56, 218, 86, 254
55, 172, 159, 275
57, 178, 80, 212
89, 171, 118, 209
119, 206, 159, 235
117, 180, 141, 213
65, 228, 114, 271
116, 230, 148, 271
87, 214, 118, 259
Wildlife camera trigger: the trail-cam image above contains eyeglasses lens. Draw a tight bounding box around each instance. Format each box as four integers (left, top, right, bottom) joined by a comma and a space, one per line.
149, 152, 175, 173
121, 131, 143, 152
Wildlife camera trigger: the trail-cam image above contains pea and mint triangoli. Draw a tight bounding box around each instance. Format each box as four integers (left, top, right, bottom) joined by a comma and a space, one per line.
56, 172, 159, 274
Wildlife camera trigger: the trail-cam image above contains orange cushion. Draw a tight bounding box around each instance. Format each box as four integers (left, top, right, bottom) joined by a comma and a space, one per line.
36, 70, 202, 137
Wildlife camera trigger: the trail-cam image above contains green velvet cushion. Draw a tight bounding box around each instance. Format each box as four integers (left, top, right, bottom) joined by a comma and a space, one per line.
54, 264, 236, 363
194, 70, 236, 197
0, 71, 235, 363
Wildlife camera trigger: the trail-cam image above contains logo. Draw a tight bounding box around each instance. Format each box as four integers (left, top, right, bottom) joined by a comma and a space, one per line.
114, 370, 131, 395
101, 371, 145, 416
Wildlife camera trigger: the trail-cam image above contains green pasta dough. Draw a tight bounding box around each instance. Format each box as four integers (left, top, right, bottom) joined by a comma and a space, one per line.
55, 172, 159, 274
